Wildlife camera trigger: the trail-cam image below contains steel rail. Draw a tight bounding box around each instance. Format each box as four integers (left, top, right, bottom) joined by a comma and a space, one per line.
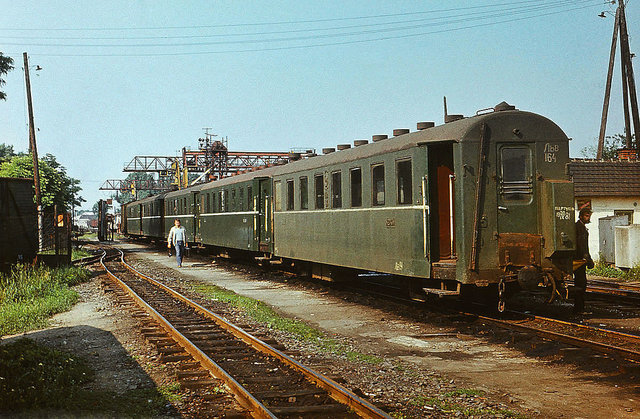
101, 250, 277, 419
473, 310, 640, 362
118, 250, 391, 419
73, 250, 105, 266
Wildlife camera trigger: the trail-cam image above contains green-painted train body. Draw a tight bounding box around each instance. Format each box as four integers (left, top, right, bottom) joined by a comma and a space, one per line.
122, 193, 166, 239
123, 105, 575, 293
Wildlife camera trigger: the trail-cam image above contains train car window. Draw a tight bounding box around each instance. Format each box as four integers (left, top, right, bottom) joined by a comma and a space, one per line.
224, 190, 229, 212
372, 164, 385, 206
231, 189, 237, 211
500, 147, 532, 201
300, 177, 308, 210
211, 193, 216, 213
396, 159, 413, 204
206, 193, 210, 213
315, 174, 324, 209
274, 181, 282, 212
239, 188, 245, 211
332, 171, 342, 208
183, 198, 187, 213
247, 186, 253, 210
350, 168, 362, 207
286, 180, 294, 211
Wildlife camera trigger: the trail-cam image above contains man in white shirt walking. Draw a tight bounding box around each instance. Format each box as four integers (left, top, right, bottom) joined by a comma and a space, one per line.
167, 219, 188, 267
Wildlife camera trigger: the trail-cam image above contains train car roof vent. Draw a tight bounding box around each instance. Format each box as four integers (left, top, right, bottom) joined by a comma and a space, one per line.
337, 144, 351, 150
494, 101, 516, 112
445, 114, 464, 123
354, 139, 368, 147
417, 121, 435, 130
372, 134, 388, 142
393, 129, 410, 136
322, 147, 335, 154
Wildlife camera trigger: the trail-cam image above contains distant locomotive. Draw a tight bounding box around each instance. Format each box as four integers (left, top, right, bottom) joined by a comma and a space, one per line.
122, 102, 576, 309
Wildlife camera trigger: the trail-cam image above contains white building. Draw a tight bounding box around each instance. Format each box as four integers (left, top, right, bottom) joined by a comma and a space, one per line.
568, 159, 640, 260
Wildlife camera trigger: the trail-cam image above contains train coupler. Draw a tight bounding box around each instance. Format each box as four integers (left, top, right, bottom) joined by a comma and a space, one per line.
498, 276, 506, 313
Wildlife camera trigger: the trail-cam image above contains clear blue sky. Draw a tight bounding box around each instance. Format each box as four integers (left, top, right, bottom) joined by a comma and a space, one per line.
0, 0, 635, 210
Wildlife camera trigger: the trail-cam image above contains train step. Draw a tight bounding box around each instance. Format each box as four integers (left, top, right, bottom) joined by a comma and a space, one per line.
423, 287, 460, 297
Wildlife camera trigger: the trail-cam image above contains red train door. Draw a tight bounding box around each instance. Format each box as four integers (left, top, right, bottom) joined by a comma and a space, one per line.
429, 142, 456, 262
436, 165, 455, 259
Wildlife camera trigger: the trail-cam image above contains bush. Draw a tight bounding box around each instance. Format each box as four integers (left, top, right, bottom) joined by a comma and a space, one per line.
586, 259, 624, 278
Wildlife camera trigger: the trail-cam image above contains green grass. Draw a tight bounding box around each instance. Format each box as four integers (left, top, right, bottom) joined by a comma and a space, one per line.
587, 258, 640, 282
408, 389, 526, 418
71, 247, 92, 261
77, 232, 97, 240
0, 338, 180, 416
192, 281, 383, 364
0, 265, 91, 336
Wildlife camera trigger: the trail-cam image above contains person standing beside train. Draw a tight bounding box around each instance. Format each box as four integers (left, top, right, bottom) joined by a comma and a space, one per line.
167, 218, 188, 268
574, 207, 594, 313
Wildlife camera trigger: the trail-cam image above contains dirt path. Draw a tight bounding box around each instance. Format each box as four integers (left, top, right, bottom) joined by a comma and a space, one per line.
123, 242, 639, 419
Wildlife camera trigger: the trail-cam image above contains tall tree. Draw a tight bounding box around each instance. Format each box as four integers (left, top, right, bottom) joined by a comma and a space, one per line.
0, 153, 84, 211
0, 53, 14, 101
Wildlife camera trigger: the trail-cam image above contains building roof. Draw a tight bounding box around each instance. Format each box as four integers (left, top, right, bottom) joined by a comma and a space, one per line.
568, 159, 640, 197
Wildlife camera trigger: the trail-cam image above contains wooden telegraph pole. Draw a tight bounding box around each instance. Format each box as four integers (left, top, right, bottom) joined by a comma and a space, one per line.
23, 52, 43, 251
597, 1, 640, 158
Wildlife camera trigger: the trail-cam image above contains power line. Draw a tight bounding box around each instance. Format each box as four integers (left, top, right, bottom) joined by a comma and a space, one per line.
0, 0, 598, 32
0, 0, 592, 41
1, 2, 587, 48
2, 2, 601, 57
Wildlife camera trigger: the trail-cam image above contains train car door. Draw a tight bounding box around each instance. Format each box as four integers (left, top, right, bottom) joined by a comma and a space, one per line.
496, 144, 536, 234
138, 203, 143, 235
428, 142, 455, 261
193, 191, 201, 243
495, 143, 540, 269
257, 178, 273, 253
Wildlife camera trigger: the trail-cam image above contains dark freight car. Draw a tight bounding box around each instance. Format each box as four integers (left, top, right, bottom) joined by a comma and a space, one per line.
0, 177, 37, 268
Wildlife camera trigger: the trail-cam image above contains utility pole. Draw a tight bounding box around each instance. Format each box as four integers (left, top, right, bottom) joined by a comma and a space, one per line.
597, 1, 640, 158
598, 7, 620, 158
23, 52, 43, 251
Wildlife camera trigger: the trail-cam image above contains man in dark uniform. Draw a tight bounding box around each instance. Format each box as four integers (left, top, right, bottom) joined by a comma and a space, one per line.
574, 207, 594, 313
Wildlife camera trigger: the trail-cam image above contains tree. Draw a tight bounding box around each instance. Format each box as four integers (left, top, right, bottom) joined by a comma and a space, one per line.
581, 133, 635, 159
0, 53, 14, 101
0, 143, 17, 162
112, 172, 155, 204
0, 153, 84, 212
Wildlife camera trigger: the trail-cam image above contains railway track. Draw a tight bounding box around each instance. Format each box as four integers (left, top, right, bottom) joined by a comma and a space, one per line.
73, 250, 105, 266
469, 310, 640, 363
100, 248, 390, 419
584, 278, 640, 300
344, 275, 640, 365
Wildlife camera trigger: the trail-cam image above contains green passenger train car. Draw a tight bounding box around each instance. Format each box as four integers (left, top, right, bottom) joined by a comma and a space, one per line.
124, 102, 576, 305
269, 103, 574, 297
123, 193, 166, 239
